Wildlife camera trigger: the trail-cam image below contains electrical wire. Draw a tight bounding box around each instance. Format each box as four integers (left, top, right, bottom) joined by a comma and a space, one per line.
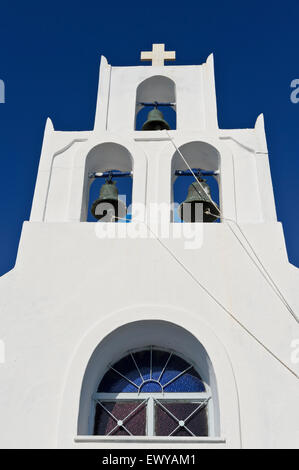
106, 132, 299, 380
112, 213, 299, 381
166, 130, 299, 324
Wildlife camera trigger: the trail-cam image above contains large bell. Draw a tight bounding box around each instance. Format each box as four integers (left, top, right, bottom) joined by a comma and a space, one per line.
142, 108, 170, 131
91, 180, 127, 222
178, 180, 220, 223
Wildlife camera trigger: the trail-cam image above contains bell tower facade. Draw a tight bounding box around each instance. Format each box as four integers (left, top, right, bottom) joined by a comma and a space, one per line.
0, 45, 298, 449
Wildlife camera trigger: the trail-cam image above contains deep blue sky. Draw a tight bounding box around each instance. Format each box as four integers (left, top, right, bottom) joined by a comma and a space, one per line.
0, 0, 299, 275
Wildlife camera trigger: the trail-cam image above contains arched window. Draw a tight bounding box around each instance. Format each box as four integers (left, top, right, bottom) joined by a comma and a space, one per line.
91, 347, 212, 437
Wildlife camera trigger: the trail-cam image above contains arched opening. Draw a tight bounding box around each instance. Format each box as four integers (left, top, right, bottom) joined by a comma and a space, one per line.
84, 143, 133, 222
171, 142, 220, 223
135, 76, 176, 131
77, 320, 220, 438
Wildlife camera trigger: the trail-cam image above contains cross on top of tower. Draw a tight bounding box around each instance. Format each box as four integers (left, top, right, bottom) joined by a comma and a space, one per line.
140, 43, 176, 66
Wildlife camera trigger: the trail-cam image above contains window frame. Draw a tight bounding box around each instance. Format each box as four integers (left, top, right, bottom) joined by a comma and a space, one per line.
89, 347, 214, 438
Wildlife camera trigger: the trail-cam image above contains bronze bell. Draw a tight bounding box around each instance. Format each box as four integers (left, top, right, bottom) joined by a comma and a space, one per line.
91, 180, 127, 222
142, 108, 170, 131
179, 180, 220, 223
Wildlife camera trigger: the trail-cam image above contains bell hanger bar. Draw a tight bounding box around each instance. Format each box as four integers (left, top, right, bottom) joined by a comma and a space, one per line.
175, 168, 219, 177
88, 170, 133, 179
138, 101, 176, 107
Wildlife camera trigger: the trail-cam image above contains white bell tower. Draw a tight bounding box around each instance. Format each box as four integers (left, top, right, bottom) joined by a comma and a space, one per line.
0, 44, 298, 449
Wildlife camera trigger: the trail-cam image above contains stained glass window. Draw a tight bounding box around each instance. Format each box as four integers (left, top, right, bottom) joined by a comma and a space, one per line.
92, 347, 211, 437
154, 400, 209, 436
94, 401, 147, 436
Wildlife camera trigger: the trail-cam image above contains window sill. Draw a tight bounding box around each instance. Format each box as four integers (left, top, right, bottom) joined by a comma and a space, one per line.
74, 435, 226, 444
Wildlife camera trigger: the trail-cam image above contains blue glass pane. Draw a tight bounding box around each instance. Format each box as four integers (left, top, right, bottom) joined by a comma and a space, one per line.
98, 369, 138, 393
163, 368, 205, 392
97, 349, 205, 393
132, 350, 151, 381
160, 354, 190, 385
140, 381, 162, 393
113, 355, 143, 387
152, 350, 170, 380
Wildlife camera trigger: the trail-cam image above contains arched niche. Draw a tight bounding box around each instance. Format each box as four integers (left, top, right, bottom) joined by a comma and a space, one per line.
171, 142, 220, 222
77, 320, 220, 438
135, 75, 176, 130
84, 143, 133, 222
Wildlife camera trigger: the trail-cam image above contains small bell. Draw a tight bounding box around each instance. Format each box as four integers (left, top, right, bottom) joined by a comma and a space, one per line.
91, 180, 127, 222
179, 180, 220, 223
142, 108, 170, 131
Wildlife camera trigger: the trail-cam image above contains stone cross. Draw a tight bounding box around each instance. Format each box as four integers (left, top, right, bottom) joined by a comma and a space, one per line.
140, 44, 176, 66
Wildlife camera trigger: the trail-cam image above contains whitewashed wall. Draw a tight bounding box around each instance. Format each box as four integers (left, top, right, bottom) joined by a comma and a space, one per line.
0, 54, 298, 449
